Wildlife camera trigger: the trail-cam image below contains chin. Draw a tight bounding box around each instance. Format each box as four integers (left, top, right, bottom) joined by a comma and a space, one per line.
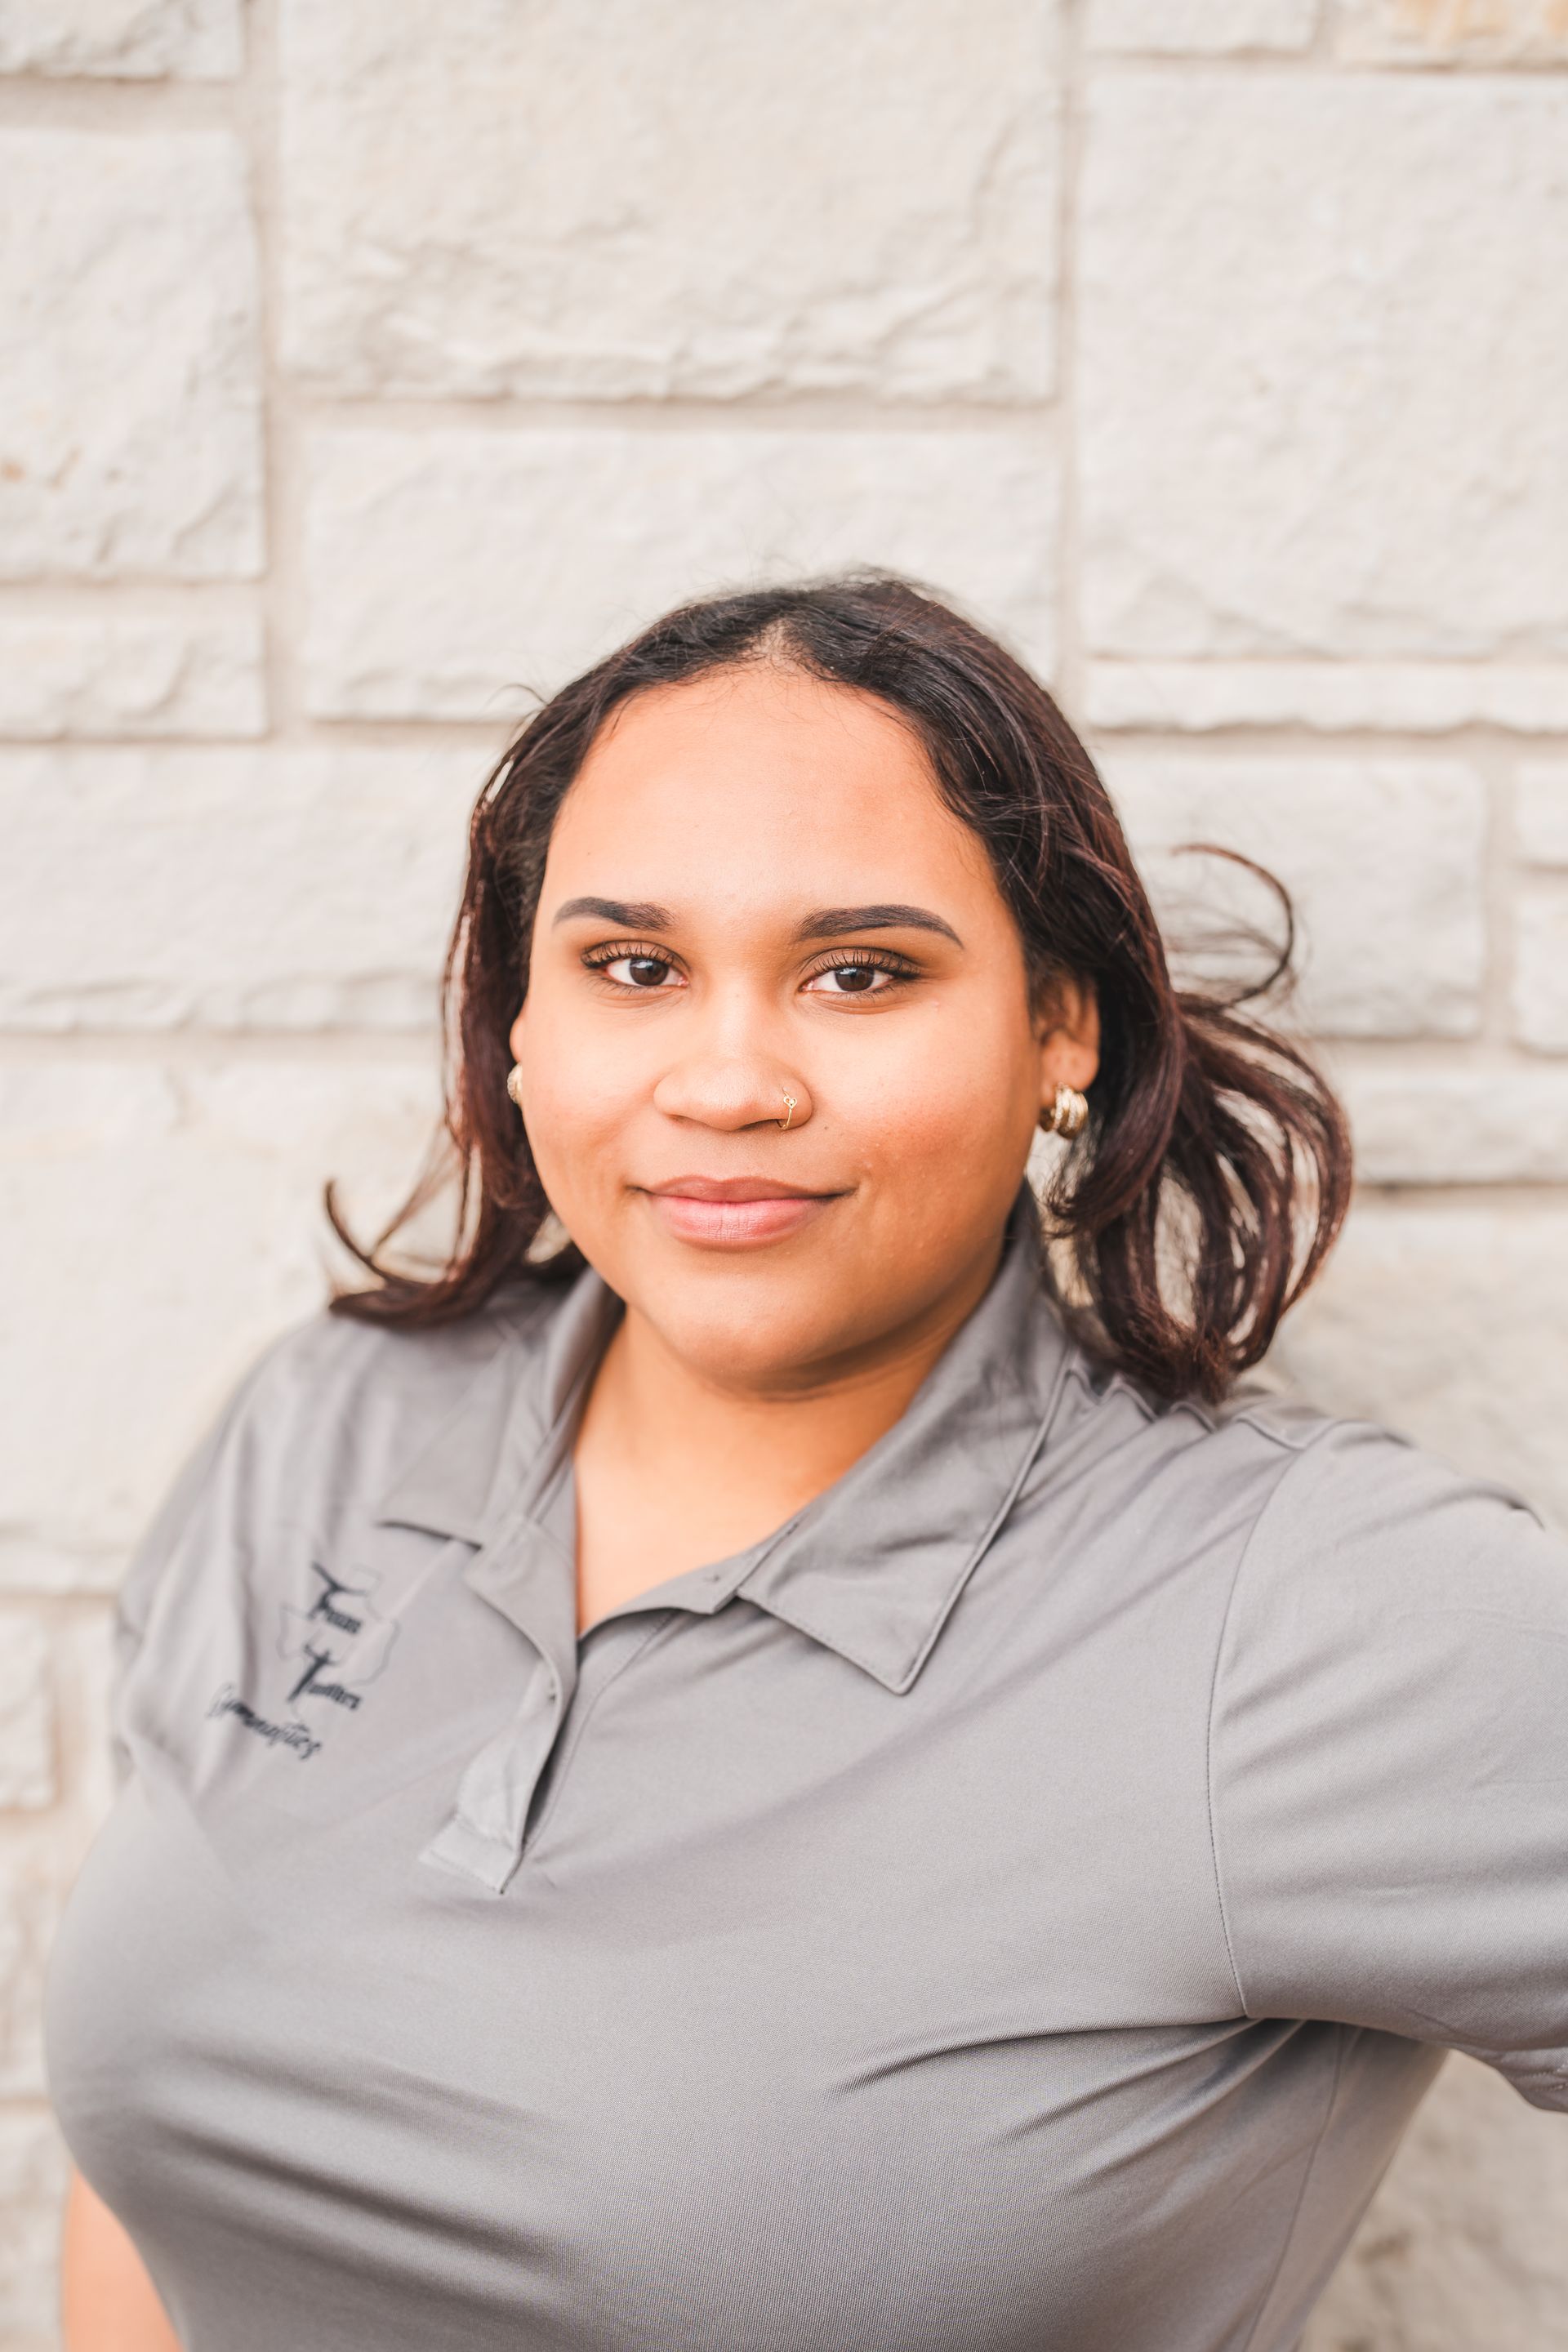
641, 1276, 871, 1388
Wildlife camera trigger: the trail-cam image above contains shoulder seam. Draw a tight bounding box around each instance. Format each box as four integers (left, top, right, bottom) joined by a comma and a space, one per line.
1062, 1355, 1337, 1459
1202, 1432, 1336, 2019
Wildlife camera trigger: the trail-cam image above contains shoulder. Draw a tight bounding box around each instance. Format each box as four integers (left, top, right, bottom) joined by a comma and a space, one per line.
1201, 1388, 1568, 1790
1032, 1333, 1563, 1657
1060, 1330, 1552, 1566
213, 1282, 557, 1470
1219, 1399, 1559, 1614
118, 1280, 566, 1631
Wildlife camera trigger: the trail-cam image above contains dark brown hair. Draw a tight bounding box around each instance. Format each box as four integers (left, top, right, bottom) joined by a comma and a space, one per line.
327, 576, 1351, 1402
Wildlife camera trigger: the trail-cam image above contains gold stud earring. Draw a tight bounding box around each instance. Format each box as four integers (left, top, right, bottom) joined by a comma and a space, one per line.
1038, 1084, 1089, 1139
506, 1064, 525, 1109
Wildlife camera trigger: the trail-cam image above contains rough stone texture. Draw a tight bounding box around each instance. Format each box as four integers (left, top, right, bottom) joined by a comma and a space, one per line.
1512, 889, 1568, 1053
0, 1624, 52, 1813
1518, 764, 1568, 866
0, 2109, 67, 2349
0, 0, 241, 77
303, 425, 1058, 715
1302, 2056, 1568, 2352
0, 746, 488, 1031
1339, 1062, 1568, 1183
1085, 662, 1568, 735
0, 131, 262, 581
3, 11, 1567, 2345
0, 610, 264, 739
1080, 74, 1568, 661
1339, 0, 1568, 63
1103, 756, 1486, 1037
1087, 0, 1319, 51
0, 1868, 48, 2100
1272, 1199, 1568, 1524
278, 0, 1058, 403
0, 1058, 439, 1554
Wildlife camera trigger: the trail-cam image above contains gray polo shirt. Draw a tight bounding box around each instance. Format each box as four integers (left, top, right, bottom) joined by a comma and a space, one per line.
42, 1185, 1568, 2352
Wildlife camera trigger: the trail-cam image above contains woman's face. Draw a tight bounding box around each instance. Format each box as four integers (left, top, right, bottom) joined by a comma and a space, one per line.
510, 662, 1099, 1391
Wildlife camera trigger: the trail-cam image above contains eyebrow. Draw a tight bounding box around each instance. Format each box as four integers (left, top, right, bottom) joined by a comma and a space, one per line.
791, 904, 963, 947
552, 897, 675, 930
550, 896, 964, 948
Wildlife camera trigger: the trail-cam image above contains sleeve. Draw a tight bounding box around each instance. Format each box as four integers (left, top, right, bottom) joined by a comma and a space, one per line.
1208, 1420, 1568, 2112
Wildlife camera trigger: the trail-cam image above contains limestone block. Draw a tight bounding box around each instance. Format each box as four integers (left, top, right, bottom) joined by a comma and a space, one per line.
0, 1867, 41, 2098
0, 1542, 122, 1602
1271, 1199, 1568, 1524
1518, 764, 1568, 866
0, 609, 265, 739
1084, 662, 1568, 735
0, 1619, 53, 1811
1339, 1062, 1568, 1183
1080, 74, 1568, 659
0, 0, 241, 76
1512, 889, 1568, 1052
0, 1846, 65, 2101
1087, 0, 1318, 51
0, 745, 492, 1030
303, 425, 1058, 717
0, 131, 262, 580
0, 1058, 439, 1554
1304, 2057, 1568, 2352
0, 2109, 66, 2348
1339, 0, 1568, 64
1103, 756, 1486, 1037
278, 0, 1058, 401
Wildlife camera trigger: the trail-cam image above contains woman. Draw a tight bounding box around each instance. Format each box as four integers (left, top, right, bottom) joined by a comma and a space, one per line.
46, 578, 1567, 2352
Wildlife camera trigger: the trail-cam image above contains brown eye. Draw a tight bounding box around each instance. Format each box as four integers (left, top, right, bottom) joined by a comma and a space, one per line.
802, 960, 902, 997
593, 951, 682, 990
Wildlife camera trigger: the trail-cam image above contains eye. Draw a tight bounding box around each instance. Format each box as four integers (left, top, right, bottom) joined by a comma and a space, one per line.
800, 950, 915, 999
583, 946, 684, 991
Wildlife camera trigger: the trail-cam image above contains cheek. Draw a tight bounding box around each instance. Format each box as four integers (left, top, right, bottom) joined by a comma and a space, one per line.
833, 997, 1036, 1170
512, 996, 635, 1192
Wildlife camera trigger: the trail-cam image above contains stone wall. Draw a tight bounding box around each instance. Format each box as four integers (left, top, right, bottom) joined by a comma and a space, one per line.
1, 1, 1565, 2343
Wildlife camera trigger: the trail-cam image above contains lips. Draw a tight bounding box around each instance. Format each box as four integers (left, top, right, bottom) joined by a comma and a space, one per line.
639, 1176, 841, 1249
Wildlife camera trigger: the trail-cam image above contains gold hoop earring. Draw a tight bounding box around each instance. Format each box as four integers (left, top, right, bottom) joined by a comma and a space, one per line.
1038, 1084, 1089, 1139
777, 1093, 798, 1132
506, 1064, 525, 1109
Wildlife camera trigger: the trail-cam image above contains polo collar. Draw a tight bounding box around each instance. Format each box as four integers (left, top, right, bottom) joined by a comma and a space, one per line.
372, 1183, 1077, 1695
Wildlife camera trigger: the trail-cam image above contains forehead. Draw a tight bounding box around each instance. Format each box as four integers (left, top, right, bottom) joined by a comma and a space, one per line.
546, 664, 996, 906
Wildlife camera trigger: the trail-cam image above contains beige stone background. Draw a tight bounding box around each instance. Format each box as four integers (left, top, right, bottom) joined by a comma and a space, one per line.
2, 0, 1567, 2342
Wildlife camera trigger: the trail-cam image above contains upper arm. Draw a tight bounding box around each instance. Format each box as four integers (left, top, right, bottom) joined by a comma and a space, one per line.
1209, 1424, 1568, 2109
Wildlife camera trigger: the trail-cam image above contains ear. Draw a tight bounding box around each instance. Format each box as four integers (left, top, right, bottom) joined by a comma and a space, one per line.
1033, 973, 1100, 1100
506, 1004, 528, 1062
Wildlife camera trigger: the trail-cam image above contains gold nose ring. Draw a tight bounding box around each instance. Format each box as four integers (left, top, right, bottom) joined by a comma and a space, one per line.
778, 1094, 798, 1132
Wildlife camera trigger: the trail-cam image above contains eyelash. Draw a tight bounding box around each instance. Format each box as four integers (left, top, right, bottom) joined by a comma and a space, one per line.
579, 942, 920, 995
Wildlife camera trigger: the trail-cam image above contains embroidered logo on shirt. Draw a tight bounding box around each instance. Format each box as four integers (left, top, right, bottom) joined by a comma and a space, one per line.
277, 1561, 400, 1710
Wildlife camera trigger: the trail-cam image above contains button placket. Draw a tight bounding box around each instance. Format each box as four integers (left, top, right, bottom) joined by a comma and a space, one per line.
420, 1653, 568, 1890
419, 1470, 581, 1890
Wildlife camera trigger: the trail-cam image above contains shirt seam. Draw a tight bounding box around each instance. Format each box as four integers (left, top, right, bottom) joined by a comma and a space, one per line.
1203, 1426, 1339, 2021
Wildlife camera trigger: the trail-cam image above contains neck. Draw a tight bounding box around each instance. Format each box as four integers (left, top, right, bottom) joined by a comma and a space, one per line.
571, 1232, 1007, 1597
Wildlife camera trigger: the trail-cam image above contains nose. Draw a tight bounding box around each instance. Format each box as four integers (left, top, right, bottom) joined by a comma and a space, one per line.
652, 1056, 812, 1134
